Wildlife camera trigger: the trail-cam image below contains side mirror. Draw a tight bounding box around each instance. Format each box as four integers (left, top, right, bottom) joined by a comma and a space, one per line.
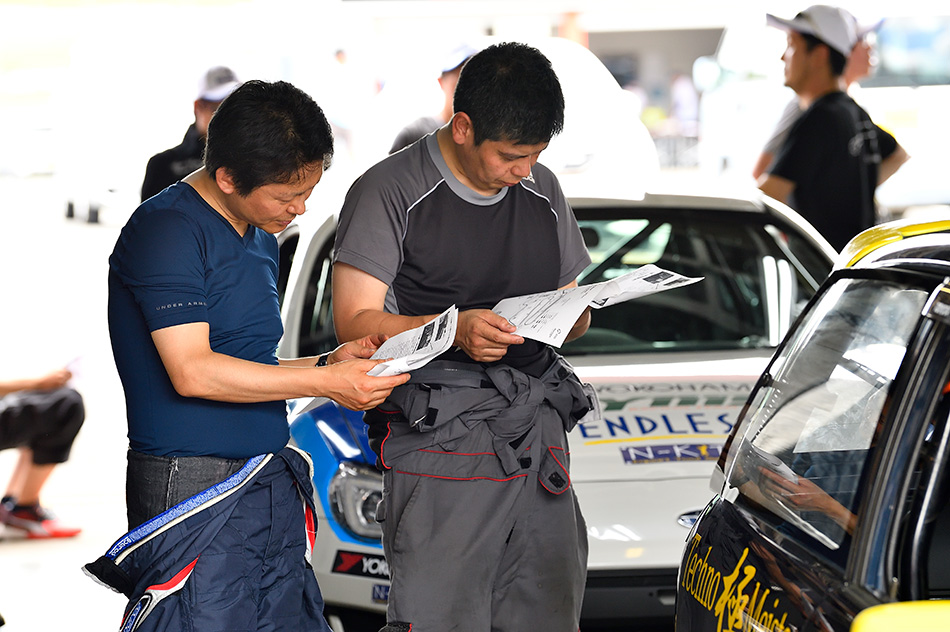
851, 602, 950, 632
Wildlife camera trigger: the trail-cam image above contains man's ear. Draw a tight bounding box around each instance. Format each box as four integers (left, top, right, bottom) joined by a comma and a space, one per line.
814, 43, 831, 70
450, 112, 474, 145
214, 168, 238, 195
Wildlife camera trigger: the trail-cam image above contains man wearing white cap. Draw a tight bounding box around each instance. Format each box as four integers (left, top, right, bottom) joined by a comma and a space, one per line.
752, 12, 885, 181
140, 66, 241, 201
757, 5, 908, 251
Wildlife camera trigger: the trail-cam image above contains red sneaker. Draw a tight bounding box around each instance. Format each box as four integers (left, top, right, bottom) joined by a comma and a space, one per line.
1, 504, 81, 539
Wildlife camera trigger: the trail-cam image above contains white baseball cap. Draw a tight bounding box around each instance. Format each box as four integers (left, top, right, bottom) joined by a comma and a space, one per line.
197, 66, 241, 102
766, 5, 858, 57
440, 44, 478, 74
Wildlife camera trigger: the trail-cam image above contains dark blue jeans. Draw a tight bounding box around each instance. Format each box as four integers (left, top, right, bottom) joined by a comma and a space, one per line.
125, 449, 247, 530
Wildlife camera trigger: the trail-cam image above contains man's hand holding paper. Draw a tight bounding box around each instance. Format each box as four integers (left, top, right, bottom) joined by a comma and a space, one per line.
368, 305, 459, 376
455, 309, 524, 363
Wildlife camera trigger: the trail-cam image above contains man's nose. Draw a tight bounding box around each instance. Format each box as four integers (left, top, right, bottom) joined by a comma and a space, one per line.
512, 157, 534, 178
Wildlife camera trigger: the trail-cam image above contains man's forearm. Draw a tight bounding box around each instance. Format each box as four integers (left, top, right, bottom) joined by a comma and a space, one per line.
564, 307, 591, 343
878, 144, 909, 185
334, 308, 432, 349
0, 379, 33, 397
163, 350, 336, 403
152, 323, 340, 403
757, 174, 794, 205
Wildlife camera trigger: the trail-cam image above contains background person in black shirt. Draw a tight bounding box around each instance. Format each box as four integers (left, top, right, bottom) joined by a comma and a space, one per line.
140, 66, 240, 201
757, 5, 908, 251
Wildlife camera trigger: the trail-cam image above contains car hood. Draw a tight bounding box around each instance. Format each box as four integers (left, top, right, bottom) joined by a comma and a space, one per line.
288, 397, 375, 465
567, 350, 771, 484
577, 477, 719, 570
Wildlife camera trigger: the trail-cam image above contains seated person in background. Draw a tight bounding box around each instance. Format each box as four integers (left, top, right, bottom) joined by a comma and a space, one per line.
0, 366, 84, 539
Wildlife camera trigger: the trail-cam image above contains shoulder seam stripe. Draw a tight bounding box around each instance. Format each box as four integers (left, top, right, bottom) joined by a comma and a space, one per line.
403, 180, 446, 240
517, 181, 558, 222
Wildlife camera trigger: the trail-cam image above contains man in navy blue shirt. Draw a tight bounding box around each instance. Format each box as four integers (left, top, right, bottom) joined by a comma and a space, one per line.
105, 80, 408, 631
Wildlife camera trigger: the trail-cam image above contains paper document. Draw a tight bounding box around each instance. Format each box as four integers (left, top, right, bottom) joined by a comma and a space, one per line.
492, 264, 702, 347
587, 264, 702, 308
368, 305, 458, 376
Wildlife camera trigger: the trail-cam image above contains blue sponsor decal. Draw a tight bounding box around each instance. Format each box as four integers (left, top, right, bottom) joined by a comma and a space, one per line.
372, 584, 390, 603
620, 443, 722, 464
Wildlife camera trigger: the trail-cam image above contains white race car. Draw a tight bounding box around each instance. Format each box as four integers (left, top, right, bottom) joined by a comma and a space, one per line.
279, 190, 837, 631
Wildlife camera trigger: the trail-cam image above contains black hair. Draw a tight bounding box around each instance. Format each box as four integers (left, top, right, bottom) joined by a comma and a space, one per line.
204, 80, 333, 196
452, 42, 564, 146
801, 32, 848, 77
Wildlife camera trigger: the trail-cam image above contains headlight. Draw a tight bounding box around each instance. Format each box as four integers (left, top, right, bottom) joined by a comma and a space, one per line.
328, 462, 383, 540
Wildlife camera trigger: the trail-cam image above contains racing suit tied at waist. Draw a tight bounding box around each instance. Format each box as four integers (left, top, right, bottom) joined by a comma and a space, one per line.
367, 354, 599, 482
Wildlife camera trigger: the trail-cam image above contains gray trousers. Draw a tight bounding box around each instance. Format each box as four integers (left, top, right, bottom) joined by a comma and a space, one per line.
378, 416, 588, 632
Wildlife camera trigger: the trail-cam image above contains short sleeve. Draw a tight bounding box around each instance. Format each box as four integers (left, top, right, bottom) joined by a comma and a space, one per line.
762, 98, 803, 156
111, 209, 209, 331
333, 170, 409, 287
768, 109, 825, 187
875, 123, 898, 159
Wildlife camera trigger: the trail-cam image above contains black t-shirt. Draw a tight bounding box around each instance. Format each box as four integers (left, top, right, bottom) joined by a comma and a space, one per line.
769, 91, 898, 251
141, 124, 206, 202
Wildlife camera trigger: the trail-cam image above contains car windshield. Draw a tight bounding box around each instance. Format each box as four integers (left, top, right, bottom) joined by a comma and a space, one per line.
561, 207, 831, 355
722, 278, 928, 556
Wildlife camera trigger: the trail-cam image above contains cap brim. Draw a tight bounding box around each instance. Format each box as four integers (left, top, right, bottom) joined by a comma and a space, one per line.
766, 13, 811, 37
440, 45, 479, 74
857, 17, 884, 38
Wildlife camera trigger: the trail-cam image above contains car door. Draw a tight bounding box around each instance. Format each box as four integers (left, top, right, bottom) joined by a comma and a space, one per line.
279, 215, 339, 358
806, 279, 950, 630
680, 271, 942, 632
276, 225, 300, 307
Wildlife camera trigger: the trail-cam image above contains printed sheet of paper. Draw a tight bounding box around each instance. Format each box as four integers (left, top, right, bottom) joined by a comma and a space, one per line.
492, 264, 702, 347
368, 305, 458, 376
492, 285, 604, 347
588, 263, 702, 308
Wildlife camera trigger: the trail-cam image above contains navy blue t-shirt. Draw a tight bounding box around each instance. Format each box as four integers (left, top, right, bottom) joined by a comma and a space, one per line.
108, 183, 288, 458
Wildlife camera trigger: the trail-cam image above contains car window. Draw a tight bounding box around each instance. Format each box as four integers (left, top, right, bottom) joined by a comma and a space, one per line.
563, 211, 831, 355
277, 232, 299, 308
296, 232, 337, 357
295, 208, 832, 359
723, 278, 928, 562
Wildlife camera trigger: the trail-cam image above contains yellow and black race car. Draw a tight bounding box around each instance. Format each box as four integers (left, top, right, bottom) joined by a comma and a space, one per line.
675, 217, 950, 632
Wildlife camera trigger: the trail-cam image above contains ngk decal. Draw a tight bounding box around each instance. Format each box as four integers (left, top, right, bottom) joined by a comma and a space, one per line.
620, 442, 722, 464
